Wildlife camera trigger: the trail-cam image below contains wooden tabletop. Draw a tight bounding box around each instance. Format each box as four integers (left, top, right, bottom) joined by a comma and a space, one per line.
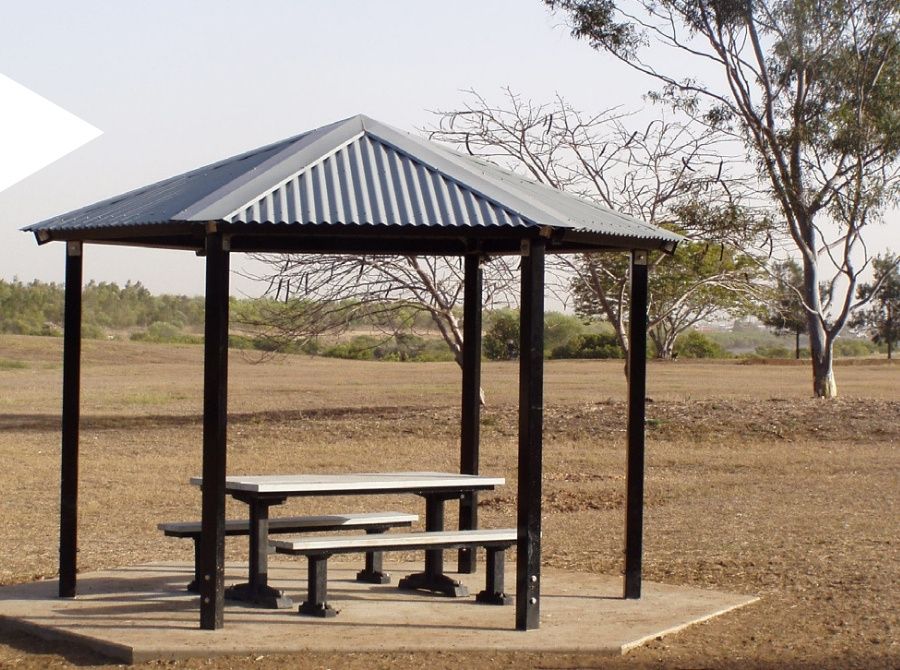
190, 471, 505, 494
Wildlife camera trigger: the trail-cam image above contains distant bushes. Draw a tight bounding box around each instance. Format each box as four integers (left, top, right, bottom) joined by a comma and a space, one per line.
751, 338, 877, 359
484, 311, 628, 360
130, 321, 203, 345
551, 332, 623, 359
0, 278, 205, 339
675, 331, 730, 359
4, 278, 882, 362
753, 344, 795, 359
319, 333, 456, 362
483, 311, 520, 360
833, 339, 879, 357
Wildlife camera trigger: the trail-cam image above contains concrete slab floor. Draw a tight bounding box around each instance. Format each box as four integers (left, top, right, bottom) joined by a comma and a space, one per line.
0, 561, 758, 664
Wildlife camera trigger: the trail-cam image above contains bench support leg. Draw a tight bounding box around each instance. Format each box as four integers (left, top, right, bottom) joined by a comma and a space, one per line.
356, 529, 391, 584
476, 547, 512, 605
299, 555, 337, 618
398, 496, 468, 597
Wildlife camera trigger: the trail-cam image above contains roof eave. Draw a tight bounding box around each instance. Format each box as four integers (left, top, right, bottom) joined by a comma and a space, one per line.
27, 220, 206, 249
26, 218, 680, 256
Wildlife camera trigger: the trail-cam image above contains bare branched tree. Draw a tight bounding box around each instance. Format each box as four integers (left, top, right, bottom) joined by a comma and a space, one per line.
430, 89, 768, 361
243, 253, 517, 369
544, 0, 900, 396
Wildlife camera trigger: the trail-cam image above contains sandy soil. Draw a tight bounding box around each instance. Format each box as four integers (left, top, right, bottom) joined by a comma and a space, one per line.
0, 335, 897, 669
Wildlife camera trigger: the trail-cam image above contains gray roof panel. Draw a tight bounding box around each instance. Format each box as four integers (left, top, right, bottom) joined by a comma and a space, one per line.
25, 114, 681, 249
223, 133, 532, 229
25, 133, 310, 233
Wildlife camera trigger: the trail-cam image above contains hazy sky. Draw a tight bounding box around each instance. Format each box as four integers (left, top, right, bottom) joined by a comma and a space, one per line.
0, 1, 895, 298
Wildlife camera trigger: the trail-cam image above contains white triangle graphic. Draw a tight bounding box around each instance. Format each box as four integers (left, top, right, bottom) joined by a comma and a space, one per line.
0, 73, 102, 194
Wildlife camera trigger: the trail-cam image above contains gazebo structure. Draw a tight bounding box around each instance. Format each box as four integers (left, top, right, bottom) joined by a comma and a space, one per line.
24, 114, 681, 632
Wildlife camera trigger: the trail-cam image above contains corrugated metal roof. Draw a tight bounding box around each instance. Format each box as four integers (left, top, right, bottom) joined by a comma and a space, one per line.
25, 114, 681, 249
224, 133, 532, 230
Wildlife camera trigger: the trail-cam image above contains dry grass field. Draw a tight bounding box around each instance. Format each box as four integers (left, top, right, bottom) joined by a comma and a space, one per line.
0, 333, 897, 669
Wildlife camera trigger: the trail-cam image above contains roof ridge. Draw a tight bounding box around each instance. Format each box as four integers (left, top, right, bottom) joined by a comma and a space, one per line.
22, 133, 302, 231
361, 119, 580, 231
173, 116, 363, 221
221, 129, 366, 222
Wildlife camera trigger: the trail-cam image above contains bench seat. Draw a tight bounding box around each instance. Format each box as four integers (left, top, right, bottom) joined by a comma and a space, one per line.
273, 528, 517, 617
159, 512, 418, 591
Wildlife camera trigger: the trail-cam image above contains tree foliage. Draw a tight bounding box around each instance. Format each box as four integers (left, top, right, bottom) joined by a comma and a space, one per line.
849, 253, 900, 358
0, 278, 205, 338
544, 0, 900, 396
759, 259, 808, 358
674, 330, 730, 358
482, 310, 520, 360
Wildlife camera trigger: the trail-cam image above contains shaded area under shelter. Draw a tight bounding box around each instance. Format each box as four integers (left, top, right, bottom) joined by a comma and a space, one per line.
23, 114, 682, 631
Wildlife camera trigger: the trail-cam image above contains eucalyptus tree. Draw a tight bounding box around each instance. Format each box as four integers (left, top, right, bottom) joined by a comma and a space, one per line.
544, 0, 900, 396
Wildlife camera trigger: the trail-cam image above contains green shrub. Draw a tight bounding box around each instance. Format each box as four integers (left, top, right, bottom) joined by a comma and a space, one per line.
413, 339, 457, 362
39, 322, 62, 337
551, 332, 623, 359
81, 322, 107, 340
544, 313, 586, 356
753, 344, 792, 359
321, 335, 380, 360
675, 331, 730, 359
130, 321, 202, 345
483, 311, 520, 360
227, 334, 256, 350
833, 338, 877, 357
373, 333, 428, 361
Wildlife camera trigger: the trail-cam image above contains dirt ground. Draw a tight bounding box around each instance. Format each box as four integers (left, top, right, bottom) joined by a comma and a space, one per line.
0, 334, 897, 669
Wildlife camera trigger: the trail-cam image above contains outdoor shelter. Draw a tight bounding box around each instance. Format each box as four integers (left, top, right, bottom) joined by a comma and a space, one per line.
24, 114, 681, 631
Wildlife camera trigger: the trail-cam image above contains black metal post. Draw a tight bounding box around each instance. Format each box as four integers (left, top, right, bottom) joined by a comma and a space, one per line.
200, 232, 229, 630
625, 250, 649, 599
458, 252, 483, 573
516, 238, 544, 631
59, 242, 82, 598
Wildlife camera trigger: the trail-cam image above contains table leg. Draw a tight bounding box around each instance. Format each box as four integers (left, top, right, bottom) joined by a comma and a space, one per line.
457, 490, 478, 573
225, 499, 292, 609
397, 494, 468, 597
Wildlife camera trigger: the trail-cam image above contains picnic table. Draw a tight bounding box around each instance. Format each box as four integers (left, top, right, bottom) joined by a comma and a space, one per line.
190, 472, 505, 608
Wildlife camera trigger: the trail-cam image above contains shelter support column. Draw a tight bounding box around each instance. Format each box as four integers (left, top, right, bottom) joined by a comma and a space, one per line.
59, 241, 82, 598
516, 238, 544, 631
625, 249, 649, 599
458, 252, 483, 573
200, 232, 230, 630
